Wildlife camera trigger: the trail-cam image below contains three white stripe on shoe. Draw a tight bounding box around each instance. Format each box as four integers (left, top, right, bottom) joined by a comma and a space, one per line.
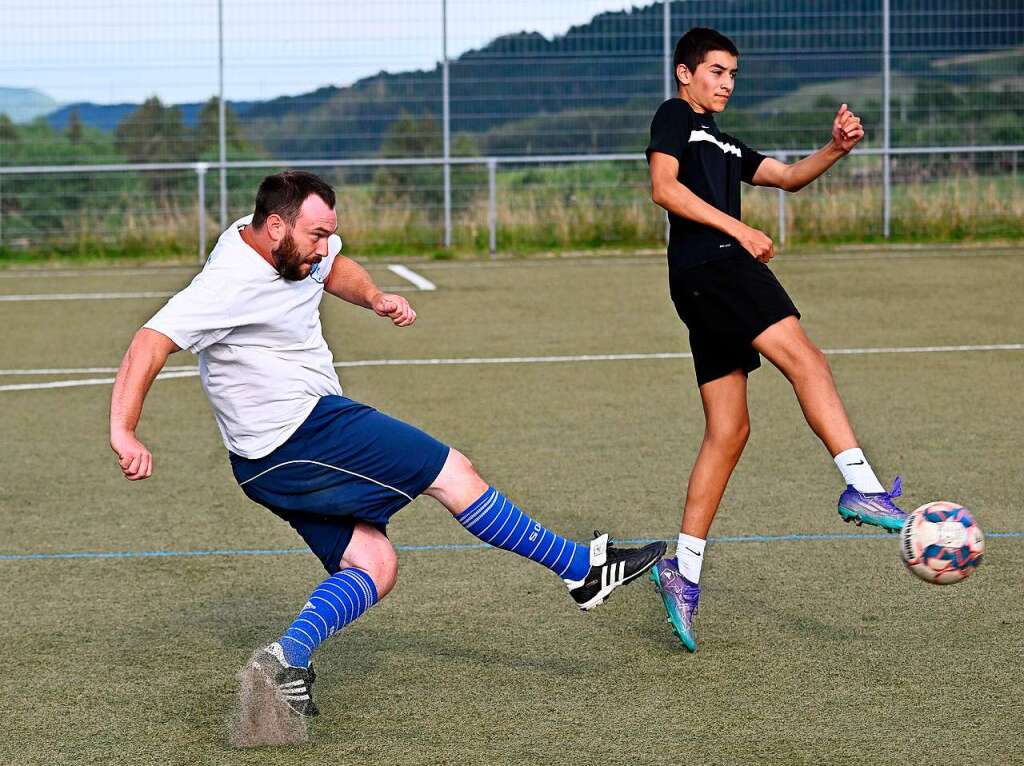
278, 678, 310, 701
600, 560, 627, 591
575, 560, 630, 610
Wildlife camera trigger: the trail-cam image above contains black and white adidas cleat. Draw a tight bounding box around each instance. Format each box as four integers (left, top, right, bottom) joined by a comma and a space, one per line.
250, 642, 320, 718
564, 532, 667, 611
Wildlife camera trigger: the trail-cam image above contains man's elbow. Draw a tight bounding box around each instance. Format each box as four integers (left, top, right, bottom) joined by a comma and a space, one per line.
785, 177, 808, 193
778, 168, 811, 193
650, 182, 668, 208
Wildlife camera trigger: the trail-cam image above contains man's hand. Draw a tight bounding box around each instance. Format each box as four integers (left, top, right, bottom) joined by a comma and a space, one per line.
734, 223, 775, 263
111, 430, 153, 481
371, 292, 417, 327
831, 104, 865, 153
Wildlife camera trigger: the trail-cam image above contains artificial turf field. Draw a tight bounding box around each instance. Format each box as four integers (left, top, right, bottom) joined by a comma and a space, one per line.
1, 247, 1022, 765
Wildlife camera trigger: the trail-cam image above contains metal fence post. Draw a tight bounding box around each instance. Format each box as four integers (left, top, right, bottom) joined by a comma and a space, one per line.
487, 158, 497, 257
882, 0, 892, 237
217, 0, 228, 229
662, 1, 672, 246
196, 163, 208, 264
663, 1, 673, 101
663, 1, 671, 245
776, 151, 787, 246
441, 0, 452, 249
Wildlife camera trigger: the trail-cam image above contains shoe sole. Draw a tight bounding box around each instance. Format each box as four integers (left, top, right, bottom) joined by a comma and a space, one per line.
650, 564, 697, 652
576, 543, 666, 611
837, 505, 905, 533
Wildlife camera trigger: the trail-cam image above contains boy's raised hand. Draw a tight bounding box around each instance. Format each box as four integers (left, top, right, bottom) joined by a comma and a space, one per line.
831, 104, 865, 153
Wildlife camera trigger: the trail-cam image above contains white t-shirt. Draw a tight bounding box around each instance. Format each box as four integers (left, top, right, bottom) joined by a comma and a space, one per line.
145, 215, 343, 459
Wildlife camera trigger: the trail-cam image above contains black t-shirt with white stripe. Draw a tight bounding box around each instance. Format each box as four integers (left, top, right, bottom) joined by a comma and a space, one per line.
646, 98, 766, 270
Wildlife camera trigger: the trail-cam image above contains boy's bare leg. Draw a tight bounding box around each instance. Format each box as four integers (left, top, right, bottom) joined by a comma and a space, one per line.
652, 369, 750, 652
751, 316, 907, 531
750, 316, 856, 457
681, 369, 751, 539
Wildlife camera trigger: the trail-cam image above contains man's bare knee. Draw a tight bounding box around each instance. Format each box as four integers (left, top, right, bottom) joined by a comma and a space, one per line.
342, 553, 397, 598
424, 448, 489, 513
340, 525, 399, 597
446, 449, 476, 479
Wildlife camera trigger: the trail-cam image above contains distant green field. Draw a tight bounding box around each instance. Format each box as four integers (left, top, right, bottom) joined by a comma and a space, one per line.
1, 249, 1022, 765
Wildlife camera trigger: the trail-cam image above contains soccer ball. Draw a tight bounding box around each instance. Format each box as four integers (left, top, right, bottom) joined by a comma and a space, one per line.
899, 501, 984, 585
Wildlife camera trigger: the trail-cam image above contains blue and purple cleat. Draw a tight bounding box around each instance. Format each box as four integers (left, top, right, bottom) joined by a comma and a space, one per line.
650, 557, 700, 652
837, 476, 908, 533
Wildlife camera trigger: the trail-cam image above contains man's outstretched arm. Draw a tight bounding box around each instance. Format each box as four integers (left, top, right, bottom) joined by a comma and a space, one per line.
324, 256, 417, 327
752, 103, 865, 192
109, 328, 180, 481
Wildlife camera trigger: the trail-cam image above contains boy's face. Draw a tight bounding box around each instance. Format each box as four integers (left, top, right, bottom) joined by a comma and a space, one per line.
677, 50, 738, 114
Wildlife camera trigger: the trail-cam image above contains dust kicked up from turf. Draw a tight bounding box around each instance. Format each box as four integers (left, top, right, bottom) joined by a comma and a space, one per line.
230, 652, 308, 748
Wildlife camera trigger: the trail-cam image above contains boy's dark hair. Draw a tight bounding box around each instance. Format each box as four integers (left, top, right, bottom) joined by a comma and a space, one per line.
252, 170, 336, 229
673, 27, 739, 87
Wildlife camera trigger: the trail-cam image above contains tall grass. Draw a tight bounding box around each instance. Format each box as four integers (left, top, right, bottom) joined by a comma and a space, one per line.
745, 171, 1024, 244
1, 162, 1020, 263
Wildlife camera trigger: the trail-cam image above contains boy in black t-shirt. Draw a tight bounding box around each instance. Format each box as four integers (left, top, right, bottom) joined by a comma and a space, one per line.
646, 28, 906, 652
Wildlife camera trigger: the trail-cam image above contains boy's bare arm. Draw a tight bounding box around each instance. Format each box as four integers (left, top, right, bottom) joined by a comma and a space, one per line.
753, 104, 865, 192
650, 151, 775, 262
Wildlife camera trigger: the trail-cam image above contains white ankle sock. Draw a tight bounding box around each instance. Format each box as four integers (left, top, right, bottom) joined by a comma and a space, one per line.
834, 448, 885, 494
675, 533, 706, 583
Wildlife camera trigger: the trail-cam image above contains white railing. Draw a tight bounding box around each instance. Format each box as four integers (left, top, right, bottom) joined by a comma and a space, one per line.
1, 144, 1021, 261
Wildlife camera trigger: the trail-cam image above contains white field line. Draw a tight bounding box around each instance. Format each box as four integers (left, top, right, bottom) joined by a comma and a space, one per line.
0, 343, 1021, 393
0, 285, 416, 303
0, 364, 199, 376
0, 248, 1007, 290
0, 245, 1016, 281
387, 264, 437, 291
0, 291, 176, 302
0, 266, 200, 279
0, 369, 200, 392
406, 247, 1023, 270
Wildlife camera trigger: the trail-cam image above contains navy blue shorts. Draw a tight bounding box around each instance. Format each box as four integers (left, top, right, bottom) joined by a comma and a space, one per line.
229, 396, 450, 574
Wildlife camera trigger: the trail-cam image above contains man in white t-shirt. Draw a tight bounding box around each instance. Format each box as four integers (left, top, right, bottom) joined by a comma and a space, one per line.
109, 170, 665, 719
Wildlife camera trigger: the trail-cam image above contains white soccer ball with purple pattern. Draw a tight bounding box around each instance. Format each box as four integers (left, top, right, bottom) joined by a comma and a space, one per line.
900, 501, 984, 585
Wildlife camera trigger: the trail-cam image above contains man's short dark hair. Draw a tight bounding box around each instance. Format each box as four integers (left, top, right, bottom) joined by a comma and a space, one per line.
673, 27, 739, 87
252, 170, 336, 229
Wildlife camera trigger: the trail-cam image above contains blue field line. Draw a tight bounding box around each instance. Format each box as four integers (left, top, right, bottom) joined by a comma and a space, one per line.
1, 530, 1021, 563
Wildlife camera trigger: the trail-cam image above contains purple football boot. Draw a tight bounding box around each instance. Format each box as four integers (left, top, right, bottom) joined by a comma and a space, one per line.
837, 476, 908, 533
650, 557, 700, 652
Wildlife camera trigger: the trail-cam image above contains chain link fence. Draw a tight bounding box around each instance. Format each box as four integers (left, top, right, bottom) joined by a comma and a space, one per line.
1, 1, 1022, 259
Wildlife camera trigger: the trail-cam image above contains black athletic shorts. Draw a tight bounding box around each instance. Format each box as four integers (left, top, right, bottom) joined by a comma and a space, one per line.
669, 253, 800, 386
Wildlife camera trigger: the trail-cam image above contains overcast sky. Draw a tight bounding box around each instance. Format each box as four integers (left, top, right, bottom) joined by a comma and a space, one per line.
1, 0, 641, 105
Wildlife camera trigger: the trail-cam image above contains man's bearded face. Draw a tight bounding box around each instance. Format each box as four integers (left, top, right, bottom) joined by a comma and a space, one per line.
271, 229, 312, 281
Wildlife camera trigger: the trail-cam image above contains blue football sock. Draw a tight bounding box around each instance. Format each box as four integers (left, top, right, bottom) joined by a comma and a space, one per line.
279, 567, 378, 668
455, 487, 590, 581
